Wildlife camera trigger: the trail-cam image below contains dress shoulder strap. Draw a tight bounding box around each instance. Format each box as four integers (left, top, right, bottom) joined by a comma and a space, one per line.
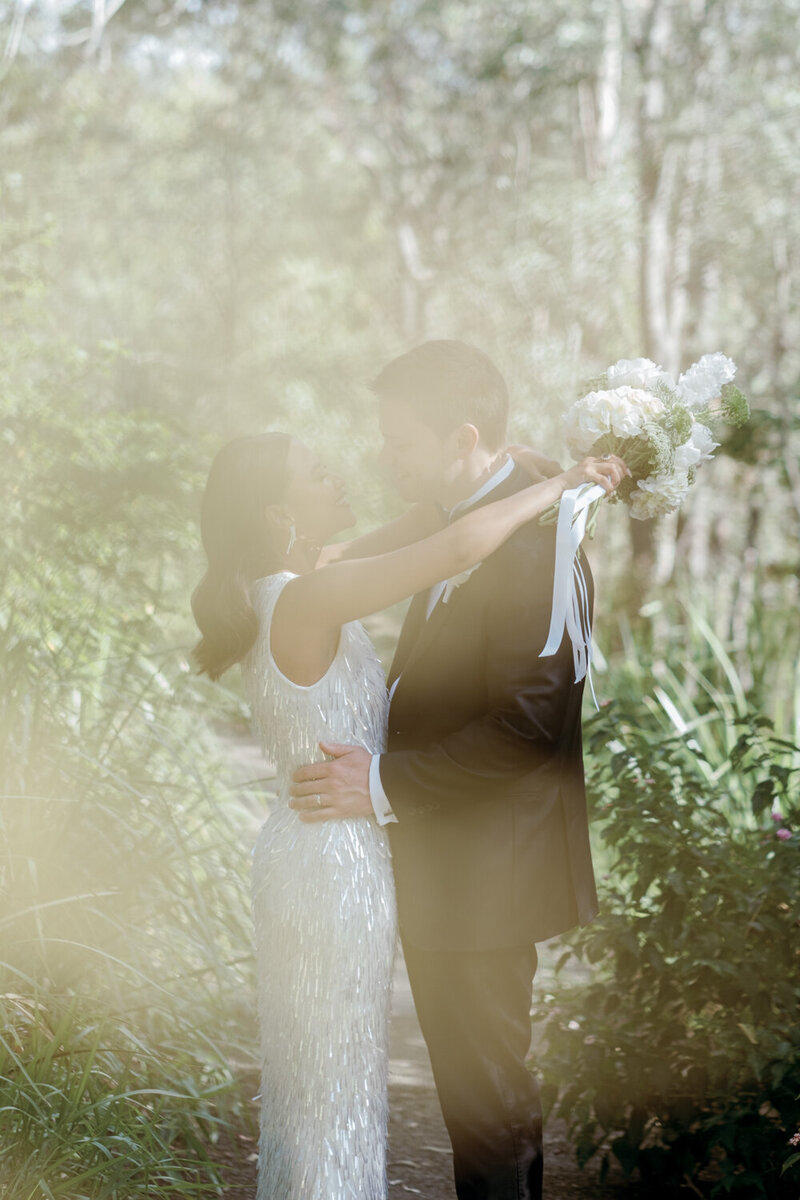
242, 572, 296, 691
249, 570, 296, 623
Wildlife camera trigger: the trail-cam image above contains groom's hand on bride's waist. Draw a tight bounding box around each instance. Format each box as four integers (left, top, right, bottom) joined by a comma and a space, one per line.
289, 742, 373, 822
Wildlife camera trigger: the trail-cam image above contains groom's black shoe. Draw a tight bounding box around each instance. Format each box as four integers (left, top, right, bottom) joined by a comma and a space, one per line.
403, 940, 543, 1200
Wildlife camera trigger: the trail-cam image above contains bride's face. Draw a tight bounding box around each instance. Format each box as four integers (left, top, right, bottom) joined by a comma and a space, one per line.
283, 439, 355, 543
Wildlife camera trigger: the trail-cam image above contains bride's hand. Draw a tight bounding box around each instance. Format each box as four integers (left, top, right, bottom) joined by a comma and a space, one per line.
563, 454, 630, 494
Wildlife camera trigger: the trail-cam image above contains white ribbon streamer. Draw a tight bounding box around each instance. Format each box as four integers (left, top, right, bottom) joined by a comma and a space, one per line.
539, 482, 606, 708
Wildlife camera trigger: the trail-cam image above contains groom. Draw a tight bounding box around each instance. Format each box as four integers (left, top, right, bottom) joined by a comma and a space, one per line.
290, 339, 598, 1200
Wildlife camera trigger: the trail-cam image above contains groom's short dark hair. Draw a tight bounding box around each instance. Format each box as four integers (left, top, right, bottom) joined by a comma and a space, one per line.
370, 340, 509, 450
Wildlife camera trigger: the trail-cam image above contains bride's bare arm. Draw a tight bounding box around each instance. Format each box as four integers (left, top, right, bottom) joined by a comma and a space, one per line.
315, 503, 444, 566
315, 443, 562, 567
276, 456, 626, 654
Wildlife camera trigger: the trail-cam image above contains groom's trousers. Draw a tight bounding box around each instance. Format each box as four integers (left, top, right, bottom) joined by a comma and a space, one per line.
402, 939, 543, 1200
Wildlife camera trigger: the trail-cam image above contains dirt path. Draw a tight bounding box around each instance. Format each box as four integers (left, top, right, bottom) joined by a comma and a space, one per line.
211, 724, 646, 1199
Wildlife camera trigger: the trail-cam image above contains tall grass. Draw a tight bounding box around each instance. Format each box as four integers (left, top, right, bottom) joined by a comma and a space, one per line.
1, 390, 258, 1197
598, 592, 800, 826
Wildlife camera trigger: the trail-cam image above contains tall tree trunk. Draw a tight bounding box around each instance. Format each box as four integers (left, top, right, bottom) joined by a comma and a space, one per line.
630, 0, 672, 595
597, 0, 623, 168
396, 219, 432, 342
630, 0, 709, 597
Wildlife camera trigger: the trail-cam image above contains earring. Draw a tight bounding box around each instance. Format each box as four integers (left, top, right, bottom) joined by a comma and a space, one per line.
286, 522, 297, 555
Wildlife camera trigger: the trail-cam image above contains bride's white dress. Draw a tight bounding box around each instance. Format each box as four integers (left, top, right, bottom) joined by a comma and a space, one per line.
241, 571, 397, 1200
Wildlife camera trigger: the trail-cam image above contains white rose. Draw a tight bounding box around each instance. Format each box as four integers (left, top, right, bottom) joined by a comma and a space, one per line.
677, 353, 736, 410
564, 386, 665, 457
564, 394, 611, 457
673, 421, 719, 472
606, 358, 676, 391
604, 386, 665, 437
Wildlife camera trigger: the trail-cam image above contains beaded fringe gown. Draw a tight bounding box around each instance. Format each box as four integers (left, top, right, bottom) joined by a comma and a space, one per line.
242, 572, 397, 1200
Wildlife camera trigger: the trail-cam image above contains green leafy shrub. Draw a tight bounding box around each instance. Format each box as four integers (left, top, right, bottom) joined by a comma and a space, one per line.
533, 704, 800, 1197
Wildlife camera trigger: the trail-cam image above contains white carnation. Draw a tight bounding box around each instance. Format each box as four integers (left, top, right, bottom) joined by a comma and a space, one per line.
564, 386, 666, 457
677, 353, 736, 410
673, 421, 719, 473
629, 469, 690, 520
606, 358, 676, 391
629, 488, 674, 520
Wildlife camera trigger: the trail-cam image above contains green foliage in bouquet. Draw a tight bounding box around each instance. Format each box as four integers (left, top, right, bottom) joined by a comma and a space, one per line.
658, 400, 694, 449
591, 423, 678, 507
720, 384, 751, 429
532, 703, 800, 1198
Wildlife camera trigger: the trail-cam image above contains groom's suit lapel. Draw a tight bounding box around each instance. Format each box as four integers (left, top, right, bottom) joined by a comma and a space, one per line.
392, 581, 454, 682
388, 464, 532, 688
387, 590, 429, 689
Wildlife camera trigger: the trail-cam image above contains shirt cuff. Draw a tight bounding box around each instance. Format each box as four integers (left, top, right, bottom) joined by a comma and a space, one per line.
369, 755, 397, 825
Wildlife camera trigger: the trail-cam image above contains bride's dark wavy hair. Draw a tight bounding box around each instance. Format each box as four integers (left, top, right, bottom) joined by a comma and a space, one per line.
192, 432, 292, 679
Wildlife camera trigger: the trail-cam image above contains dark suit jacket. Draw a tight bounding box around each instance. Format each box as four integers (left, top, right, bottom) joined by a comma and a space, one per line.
381, 464, 598, 952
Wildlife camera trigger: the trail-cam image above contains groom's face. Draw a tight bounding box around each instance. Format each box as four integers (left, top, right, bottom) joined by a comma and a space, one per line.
378, 397, 453, 503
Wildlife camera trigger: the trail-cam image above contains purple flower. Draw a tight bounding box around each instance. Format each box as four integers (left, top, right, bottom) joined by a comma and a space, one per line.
771, 811, 783, 822
777, 828, 792, 841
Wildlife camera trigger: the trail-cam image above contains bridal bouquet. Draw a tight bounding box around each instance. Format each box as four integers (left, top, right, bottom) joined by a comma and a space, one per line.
540, 353, 749, 699
562, 352, 750, 520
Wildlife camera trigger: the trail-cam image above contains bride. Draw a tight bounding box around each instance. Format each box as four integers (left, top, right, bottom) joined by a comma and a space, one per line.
190, 431, 625, 1200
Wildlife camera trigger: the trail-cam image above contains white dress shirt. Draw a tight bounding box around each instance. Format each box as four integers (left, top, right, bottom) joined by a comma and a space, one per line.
369, 456, 515, 825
